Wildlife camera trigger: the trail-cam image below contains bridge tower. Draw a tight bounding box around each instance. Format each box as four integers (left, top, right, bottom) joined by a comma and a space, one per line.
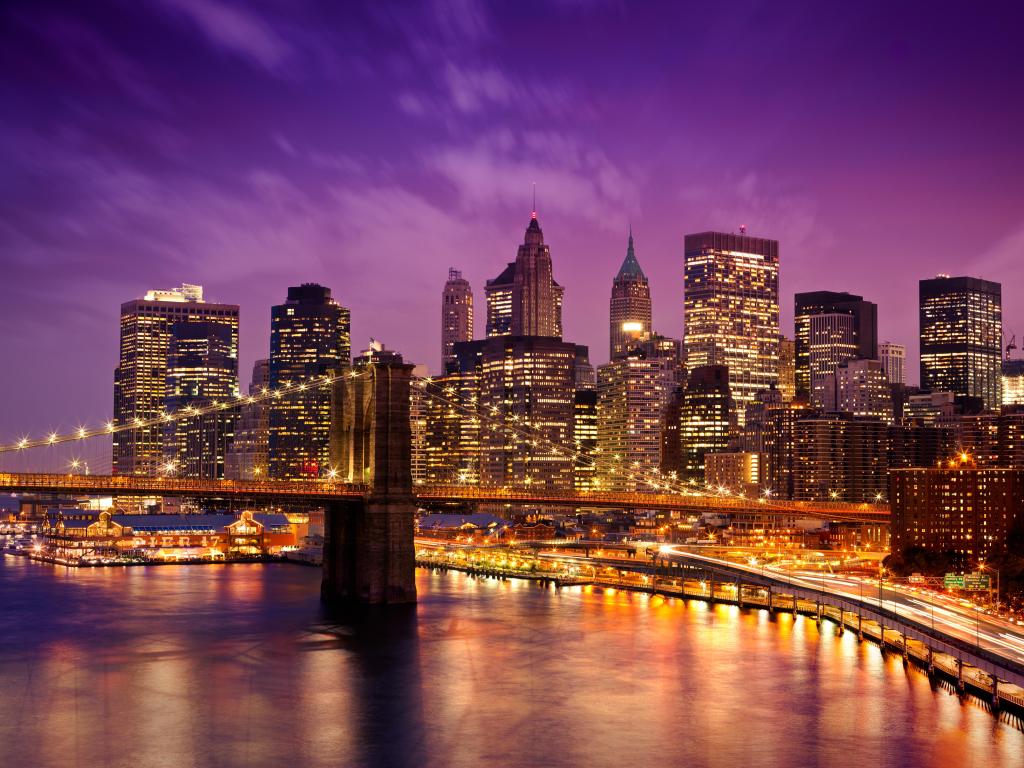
322, 362, 417, 604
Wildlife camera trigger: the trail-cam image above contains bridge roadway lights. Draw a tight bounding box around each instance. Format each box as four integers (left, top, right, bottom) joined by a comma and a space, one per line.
321, 362, 417, 605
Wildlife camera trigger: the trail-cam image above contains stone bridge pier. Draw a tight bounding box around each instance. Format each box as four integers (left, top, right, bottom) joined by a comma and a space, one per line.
322, 362, 416, 604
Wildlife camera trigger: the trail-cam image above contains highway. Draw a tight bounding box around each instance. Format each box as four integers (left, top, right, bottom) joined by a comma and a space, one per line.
661, 548, 1024, 667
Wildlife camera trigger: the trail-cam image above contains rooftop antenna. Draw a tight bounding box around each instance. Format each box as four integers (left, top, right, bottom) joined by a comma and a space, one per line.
531, 182, 537, 220
739, 224, 747, 235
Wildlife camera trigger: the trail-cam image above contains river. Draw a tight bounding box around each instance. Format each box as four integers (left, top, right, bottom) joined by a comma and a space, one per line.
0, 556, 1021, 768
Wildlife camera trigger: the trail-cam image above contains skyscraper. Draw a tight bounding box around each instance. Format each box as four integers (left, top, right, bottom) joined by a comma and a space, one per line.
113, 284, 239, 476
225, 359, 270, 480
777, 335, 796, 401
683, 231, 779, 427
596, 353, 677, 491
807, 312, 857, 411
677, 365, 733, 482
486, 213, 564, 338
609, 229, 652, 360
163, 320, 240, 479
476, 335, 578, 490
879, 341, 906, 386
835, 358, 892, 422
441, 268, 473, 373
794, 291, 877, 398
1003, 359, 1024, 406
919, 275, 1002, 411
268, 284, 351, 480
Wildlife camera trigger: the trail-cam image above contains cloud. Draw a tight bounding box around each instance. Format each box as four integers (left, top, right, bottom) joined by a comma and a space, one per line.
159, 0, 292, 73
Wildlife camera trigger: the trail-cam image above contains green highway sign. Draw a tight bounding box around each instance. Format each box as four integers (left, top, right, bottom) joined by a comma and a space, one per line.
943, 573, 964, 588
963, 573, 991, 591
943, 572, 991, 590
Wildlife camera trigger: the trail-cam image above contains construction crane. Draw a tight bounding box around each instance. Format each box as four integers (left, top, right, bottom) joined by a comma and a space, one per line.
1005, 331, 1017, 360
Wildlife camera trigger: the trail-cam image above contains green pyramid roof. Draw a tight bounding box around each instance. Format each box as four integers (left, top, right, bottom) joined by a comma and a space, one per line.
616, 228, 646, 280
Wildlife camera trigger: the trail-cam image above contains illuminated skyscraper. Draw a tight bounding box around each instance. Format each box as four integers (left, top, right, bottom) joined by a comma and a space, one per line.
163, 320, 240, 479
683, 231, 779, 426
742, 387, 807, 499
835, 358, 892, 422
919, 275, 1002, 411
486, 213, 563, 338
596, 353, 677, 491
441, 268, 473, 373
113, 284, 238, 476
1003, 359, 1024, 406
476, 335, 577, 489
879, 341, 906, 386
573, 390, 598, 491
677, 365, 733, 482
794, 291, 877, 398
808, 313, 857, 411
225, 359, 270, 480
268, 284, 351, 480
777, 335, 796, 401
609, 229, 652, 360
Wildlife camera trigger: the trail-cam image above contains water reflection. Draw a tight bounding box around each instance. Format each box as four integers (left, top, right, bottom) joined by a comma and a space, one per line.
0, 557, 1021, 768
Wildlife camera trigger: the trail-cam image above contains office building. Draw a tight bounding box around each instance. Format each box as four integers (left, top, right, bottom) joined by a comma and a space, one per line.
778, 335, 796, 401
835, 358, 892, 422
890, 464, 1024, 561
476, 335, 578, 490
485, 213, 564, 338
742, 387, 807, 499
596, 353, 677, 491
704, 452, 765, 494
225, 359, 270, 480
684, 231, 779, 426
794, 291, 877, 398
919, 275, 1002, 411
163, 320, 240, 479
409, 363, 430, 485
879, 342, 906, 387
441, 269, 473, 373
1003, 359, 1024, 406
113, 284, 239, 476
887, 424, 956, 470
268, 284, 351, 480
676, 365, 733, 483
808, 312, 857, 411
609, 229, 652, 360
419, 365, 482, 485
574, 390, 599, 491
793, 414, 888, 502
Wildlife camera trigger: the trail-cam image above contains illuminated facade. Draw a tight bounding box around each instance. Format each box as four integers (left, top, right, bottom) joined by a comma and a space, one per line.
609, 229, 652, 360
919, 275, 1002, 411
683, 232, 779, 427
778, 335, 796, 401
793, 415, 888, 502
794, 291, 877, 399
476, 335, 577, 490
955, 409, 1024, 468
163, 320, 240, 479
573, 390, 598, 491
742, 387, 807, 499
677, 365, 733, 482
704, 452, 764, 494
485, 214, 564, 338
420, 365, 482, 485
225, 360, 270, 480
808, 312, 857, 411
113, 284, 239, 476
268, 284, 351, 480
835, 358, 892, 422
441, 268, 473, 373
1002, 359, 1024, 406
891, 465, 1024, 561
879, 341, 906, 386
595, 353, 677, 491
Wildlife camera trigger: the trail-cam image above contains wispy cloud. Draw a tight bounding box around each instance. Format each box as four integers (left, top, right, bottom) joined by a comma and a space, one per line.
159, 0, 292, 73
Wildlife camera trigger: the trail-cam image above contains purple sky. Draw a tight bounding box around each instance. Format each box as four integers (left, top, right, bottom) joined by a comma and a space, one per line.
2, 0, 1024, 460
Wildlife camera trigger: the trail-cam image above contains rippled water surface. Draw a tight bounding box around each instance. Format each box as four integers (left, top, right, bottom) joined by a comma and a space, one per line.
1, 556, 1021, 768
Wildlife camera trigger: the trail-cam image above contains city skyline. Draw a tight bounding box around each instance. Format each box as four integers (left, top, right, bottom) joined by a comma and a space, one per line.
2, 1, 1024, 440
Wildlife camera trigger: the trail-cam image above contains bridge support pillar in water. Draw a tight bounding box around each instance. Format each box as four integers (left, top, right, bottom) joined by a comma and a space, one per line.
322, 362, 417, 605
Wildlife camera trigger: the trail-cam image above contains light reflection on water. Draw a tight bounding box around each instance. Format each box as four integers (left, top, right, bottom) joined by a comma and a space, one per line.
0, 557, 1021, 768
